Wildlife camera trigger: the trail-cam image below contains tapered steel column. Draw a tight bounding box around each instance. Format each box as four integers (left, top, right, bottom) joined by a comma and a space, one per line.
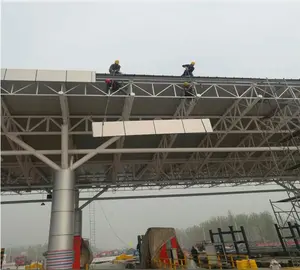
74, 190, 82, 236
47, 169, 75, 269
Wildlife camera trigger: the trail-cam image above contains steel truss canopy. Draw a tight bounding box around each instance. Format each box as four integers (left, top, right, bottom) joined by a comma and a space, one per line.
1, 68, 300, 194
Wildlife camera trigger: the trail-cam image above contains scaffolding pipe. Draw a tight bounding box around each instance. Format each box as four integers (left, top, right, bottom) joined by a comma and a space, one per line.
1, 146, 300, 156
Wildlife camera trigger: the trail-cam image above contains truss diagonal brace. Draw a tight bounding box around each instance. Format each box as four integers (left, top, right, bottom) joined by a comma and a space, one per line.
79, 186, 109, 209
1, 99, 50, 184
111, 92, 135, 183
135, 96, 198, 180
231, 103, 300, 181
59, 91, 70, 125
4, 133, 61, 171
182, 94, 262, 177
70, 136, 120, 170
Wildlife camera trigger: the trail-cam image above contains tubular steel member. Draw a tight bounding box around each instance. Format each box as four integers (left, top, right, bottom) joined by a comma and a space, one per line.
73, 189, 82, 270
74, 190, 82, 237
47, 169, 75, 269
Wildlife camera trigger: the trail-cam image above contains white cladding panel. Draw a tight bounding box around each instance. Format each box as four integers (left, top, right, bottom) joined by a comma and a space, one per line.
102, 122, 125, 137
92, 122, 103, 137
182, 119, 206, 133
66, 70, 95, 82
92, 119, 212, 137
36, 70, 67, 82
124, 120, 156, 136
5, 69, 37, 81
1, 69, 6, 80
202, 119, 213, 132
154, 119, 185, 134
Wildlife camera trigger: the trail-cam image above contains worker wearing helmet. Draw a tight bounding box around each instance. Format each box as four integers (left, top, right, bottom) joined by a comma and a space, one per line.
105, 78, 121, 93
182, 82, 194, 97
181, 61, 195, 77
109, 60, 121, 75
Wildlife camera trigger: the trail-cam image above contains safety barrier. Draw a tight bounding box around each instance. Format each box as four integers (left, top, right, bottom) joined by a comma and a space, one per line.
200, 254, 257, 269
236, 259, 258, 270
152, 258, 188, 269
24, 262, 44, 270
221, 254, 250, 268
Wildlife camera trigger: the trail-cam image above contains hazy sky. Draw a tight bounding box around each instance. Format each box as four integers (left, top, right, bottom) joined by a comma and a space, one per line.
1, 0, 300, 250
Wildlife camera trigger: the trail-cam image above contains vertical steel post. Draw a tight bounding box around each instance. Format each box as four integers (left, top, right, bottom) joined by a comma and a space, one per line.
240, 226, 251, 256
74, 190, 82, 237
229, 226, 239, 254
288, 222, 300, 251
209, 230, 214, 243
47, 169, 75, 269
73, 189, 82, 270
61, 124, 69, 169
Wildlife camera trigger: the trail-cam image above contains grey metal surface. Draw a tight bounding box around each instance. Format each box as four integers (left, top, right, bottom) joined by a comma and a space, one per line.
47, 169, 75, 252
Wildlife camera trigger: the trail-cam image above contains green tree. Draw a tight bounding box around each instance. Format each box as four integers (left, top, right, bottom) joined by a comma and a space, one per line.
176, 211, 278, 248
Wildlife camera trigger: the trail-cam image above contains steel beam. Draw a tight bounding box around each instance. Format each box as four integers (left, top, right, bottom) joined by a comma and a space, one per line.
1, 146, 300, 156
0, 188, 287, 205
79, 187, 108, 210
1, 176, 298, 193
1, 78, 299, 99
0, 156, 286, 169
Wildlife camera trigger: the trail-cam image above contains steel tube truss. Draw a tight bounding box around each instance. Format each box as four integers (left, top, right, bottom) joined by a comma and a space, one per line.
1, 75, 300, 98
109, 87, 135, 183
1, 100, 50, 187
135, 89, 198, 182
177, 92, 262, 180
1, 75, 300, 194
1, 115, 298, 136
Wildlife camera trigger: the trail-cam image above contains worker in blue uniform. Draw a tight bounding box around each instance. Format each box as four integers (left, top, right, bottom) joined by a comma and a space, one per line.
181, 61, 195, 77
109, 60, 121, 75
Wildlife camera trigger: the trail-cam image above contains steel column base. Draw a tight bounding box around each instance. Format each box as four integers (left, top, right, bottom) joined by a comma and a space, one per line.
47, 169, 75, 269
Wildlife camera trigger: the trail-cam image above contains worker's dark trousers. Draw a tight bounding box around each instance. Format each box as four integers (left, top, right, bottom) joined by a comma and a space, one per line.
181, 71, 193, 77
